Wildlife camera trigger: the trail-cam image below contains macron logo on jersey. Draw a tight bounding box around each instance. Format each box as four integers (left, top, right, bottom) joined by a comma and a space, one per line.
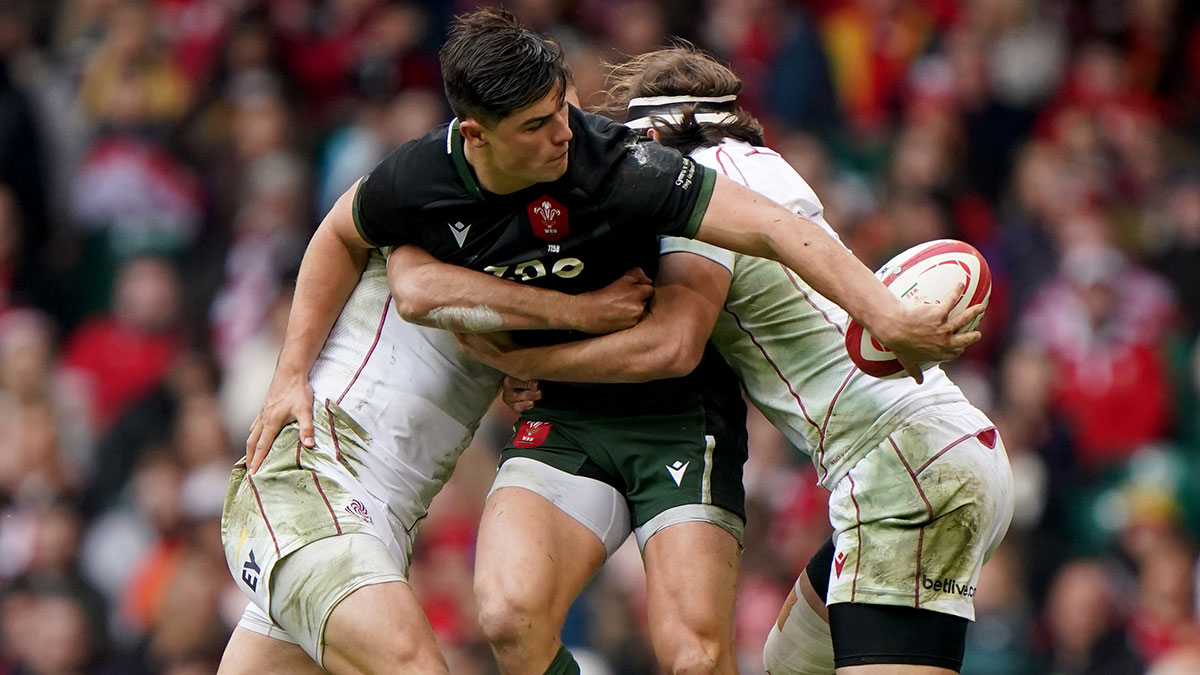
666, 460, 689, 486
449, 221, 471, 247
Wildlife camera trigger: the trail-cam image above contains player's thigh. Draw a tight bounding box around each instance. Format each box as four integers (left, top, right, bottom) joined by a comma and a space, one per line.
218, 625, 326, 675
268, 533, 409, 667
321, 580, 448, 675
642, 519, 741, 664
643, 520, 741, 623
474, 484, 608, 623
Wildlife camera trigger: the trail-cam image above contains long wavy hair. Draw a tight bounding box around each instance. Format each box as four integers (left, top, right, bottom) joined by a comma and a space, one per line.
602, 45, 765, 154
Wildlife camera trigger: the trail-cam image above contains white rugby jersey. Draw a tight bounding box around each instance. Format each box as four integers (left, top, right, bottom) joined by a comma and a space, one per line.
662, 138, 969, 489
308, 250, 502, 522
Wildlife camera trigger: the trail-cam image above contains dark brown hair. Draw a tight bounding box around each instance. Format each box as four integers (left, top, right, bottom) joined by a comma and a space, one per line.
439, 8, 569, 126
603, 46, 765, 154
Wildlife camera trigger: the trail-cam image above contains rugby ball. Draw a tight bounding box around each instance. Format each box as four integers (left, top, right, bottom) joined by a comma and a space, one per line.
845, 239, 991, 378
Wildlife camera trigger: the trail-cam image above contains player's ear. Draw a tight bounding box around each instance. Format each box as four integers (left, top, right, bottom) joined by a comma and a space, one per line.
459, 119, 488, 147
647, 128, 662, 142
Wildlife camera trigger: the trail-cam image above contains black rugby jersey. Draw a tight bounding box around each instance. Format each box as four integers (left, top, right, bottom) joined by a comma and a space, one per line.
353, 105, 724, 415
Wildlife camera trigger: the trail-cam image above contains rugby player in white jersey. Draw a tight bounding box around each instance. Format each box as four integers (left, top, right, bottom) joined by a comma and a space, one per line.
217, 199, 654, 674
458, 47, 1014, 675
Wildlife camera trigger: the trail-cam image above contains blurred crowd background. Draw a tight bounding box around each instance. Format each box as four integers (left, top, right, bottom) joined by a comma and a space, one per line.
0, 0, 1198, 673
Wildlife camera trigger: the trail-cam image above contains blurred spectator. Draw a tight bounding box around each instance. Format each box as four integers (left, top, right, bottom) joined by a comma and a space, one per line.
1151, 174, 1200, 340
0, 59, 48, 264
812, 0, 940, 137
1128, 537, 1200, 662
350, 0, 439, 100
1040, 559, 1145, 674
83, 346, 218, 515
764, 5, 839, 133
0, 309, 94, 479
268, 0, 381, 122
76, 0, 191, 127
314, 86, 446, 215
0, 398, 80, 504
962, 544, 1039, 674
209, 152, 307, 365
0, 580, 130, 675
218, 279, 290, 444
62, 255, 183, 430
1019, 216, 1176, 472
154, 0, 243, 88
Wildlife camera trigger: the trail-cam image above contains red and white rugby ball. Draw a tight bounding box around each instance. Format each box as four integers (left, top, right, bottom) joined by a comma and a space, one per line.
845, 239, 991, 378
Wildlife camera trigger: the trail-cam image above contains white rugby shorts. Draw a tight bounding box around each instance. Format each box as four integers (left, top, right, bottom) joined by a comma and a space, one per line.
824, 402, 1014, 620
222, 401, 417, 664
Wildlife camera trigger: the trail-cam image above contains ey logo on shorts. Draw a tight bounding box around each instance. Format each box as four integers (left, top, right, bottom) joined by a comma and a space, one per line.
241, 549, 261, 592
513, 420, 553, 448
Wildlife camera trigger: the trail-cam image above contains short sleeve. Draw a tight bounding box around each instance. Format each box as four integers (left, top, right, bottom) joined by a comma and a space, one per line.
603, 142, 716, 240
659, 236, 735, 274
352, 151, 411, 248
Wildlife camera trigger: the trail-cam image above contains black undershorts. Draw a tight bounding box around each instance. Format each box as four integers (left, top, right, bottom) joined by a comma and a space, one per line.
806, 537, 969, 672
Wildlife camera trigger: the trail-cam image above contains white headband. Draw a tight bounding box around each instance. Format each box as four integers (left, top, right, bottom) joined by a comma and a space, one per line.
624, 94, 739, 130
626, 94, 738, 108
625, 112, 739, 129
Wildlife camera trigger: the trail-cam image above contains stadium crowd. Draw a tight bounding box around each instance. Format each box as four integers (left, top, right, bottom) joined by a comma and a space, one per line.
0, 0, 1198, 673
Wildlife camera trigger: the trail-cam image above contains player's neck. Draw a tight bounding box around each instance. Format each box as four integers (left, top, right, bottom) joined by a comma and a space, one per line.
463, 145, 536, 195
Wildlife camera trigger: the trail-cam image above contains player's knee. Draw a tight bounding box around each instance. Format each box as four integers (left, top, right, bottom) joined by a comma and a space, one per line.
656, 629, 727, 675
325, 639, 441, 675
475, 587, 542, 649
660, 644, 724, 675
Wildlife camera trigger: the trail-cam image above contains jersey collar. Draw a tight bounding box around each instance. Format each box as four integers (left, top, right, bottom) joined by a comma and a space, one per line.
447, 118, 486, 202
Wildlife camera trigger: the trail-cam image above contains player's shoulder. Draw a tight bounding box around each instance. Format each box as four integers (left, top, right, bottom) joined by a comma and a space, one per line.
693, 138, 824, 217
368, 121, 462, 207
565, 106, 687, 192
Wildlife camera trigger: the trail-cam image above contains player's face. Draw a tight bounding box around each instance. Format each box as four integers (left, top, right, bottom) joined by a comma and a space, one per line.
485, 87, 573, 188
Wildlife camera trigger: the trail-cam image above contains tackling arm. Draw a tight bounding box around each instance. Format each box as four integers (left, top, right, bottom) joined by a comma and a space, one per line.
456, 252, 731, 382
388, 246, 653, 334
694, 175, 981, 379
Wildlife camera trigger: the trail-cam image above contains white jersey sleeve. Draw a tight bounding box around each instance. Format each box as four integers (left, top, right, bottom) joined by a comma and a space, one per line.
683, 139, 969, 489
659, 236, 735, 273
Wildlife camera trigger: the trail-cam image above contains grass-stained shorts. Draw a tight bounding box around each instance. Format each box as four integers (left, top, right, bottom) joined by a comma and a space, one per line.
825, 402, 1014, 620
499, 405, 748, 545
221, 400, 411, 664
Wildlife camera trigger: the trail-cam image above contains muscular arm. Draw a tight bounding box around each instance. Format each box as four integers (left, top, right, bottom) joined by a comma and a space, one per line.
246, 180, 372, 469
457, 252, 730, 382
388, 246, 652, 334
694, 175, 980, 379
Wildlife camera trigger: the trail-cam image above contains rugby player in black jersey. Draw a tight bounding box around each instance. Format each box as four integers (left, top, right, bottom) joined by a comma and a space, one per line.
231, 8, 980, 675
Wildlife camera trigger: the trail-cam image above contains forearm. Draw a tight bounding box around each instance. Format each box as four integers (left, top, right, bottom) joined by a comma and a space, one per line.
696, 179, 905, 340
389, 246, 629, 333
390, 259, 581, 332
469, 254, 727, 382
495, 313, 690, 383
